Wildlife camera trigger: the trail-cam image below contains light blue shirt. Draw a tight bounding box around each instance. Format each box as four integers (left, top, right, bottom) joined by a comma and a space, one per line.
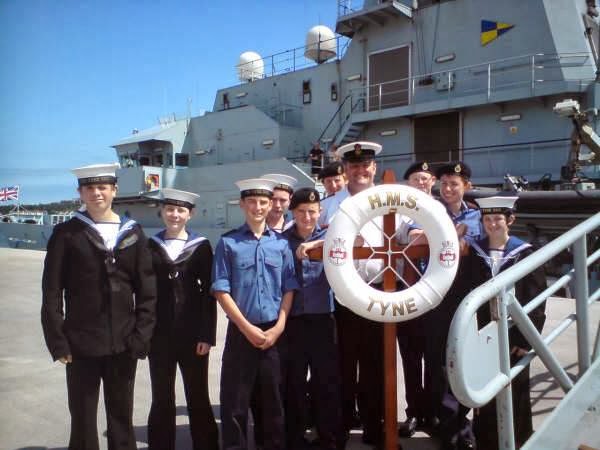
446, 200, 484, 243
211, 223, 299, 324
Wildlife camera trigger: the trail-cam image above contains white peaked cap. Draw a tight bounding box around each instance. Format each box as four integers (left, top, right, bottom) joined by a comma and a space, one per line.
235, 178, 278, 198
160, 188, 200, 208
475, 196, 518, 214
336, 141, 382, 161
71, 163, 120, 186
261, 173, 298, 192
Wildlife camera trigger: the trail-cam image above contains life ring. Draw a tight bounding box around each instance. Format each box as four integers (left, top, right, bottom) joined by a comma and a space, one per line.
323, 184, 459, 323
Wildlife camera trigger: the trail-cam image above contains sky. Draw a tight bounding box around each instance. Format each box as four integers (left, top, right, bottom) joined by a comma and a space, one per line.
0, 0, 338, 204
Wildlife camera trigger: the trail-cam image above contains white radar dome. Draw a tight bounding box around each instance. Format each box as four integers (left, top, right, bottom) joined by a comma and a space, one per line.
237, 51, 264, 82
304, 25, 336, 64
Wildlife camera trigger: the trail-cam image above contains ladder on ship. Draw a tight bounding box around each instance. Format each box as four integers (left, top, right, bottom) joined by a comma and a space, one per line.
447, 213, 600, 450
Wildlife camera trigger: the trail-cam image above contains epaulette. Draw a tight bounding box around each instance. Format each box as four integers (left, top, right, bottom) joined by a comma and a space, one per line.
222, 228, 237, 237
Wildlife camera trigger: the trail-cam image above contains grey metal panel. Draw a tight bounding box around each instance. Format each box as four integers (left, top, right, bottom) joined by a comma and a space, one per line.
112, 120, 188, 148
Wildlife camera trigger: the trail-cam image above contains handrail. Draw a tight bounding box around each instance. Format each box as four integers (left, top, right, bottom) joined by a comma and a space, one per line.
447, 212, 600, 450
350, 52, 594, 112
317, 94, 353, 144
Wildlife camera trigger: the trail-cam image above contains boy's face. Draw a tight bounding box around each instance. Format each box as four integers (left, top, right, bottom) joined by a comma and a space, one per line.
322, 175, 346, 195
161, 204, 192, 233
439, 174, 470, 204
78, 183, 116, 213
482, 213, 514, 237
269, 188, 291, 219
291, 202, 320, 235
240, 196, 272, 224
407, 171, 436, 195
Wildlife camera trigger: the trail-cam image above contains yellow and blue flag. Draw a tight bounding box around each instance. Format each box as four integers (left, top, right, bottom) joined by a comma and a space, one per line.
481, 20, 514, 46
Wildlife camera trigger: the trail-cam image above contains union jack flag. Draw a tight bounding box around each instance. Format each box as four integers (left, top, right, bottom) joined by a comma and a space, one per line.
0, 185, 19, 202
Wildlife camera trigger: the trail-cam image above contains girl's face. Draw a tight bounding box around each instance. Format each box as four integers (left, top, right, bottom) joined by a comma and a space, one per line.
162, 204, 192, 233
482, 213, 514, 238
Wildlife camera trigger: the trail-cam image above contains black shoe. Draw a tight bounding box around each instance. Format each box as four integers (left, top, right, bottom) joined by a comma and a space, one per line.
421, 416, 441, 436
349, 410, 361, 429
458, 437, 475, 450
361, 431, 382, 446
398, 416, 418, 437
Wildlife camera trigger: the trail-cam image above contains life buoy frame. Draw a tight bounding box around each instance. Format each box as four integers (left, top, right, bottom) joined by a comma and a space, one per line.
323, 184, 459, 323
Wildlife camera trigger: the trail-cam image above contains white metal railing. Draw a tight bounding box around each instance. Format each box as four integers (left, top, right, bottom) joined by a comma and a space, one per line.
234, 34, 350, 81
447, 212, 600, 450
349, 53, 595, 112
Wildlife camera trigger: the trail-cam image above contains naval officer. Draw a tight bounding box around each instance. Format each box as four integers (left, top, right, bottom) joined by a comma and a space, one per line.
41, 163, 156, 450
147, 188, 218, 450
212, 178, 298, 450
320, 141, 411, 446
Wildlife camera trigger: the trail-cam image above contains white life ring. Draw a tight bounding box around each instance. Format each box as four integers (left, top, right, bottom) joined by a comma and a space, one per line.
323, 184, 459, 323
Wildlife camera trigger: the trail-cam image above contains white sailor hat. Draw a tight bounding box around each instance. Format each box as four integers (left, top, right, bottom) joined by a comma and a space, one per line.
160, 188, 200, 209
336, 141, 382, 162
475, 196, 518, 215
235, 178, 278, 198
71, 163, 120, 186
261, 173, 297, 193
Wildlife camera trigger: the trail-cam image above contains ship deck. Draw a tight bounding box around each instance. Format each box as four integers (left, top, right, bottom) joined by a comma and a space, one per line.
1, 248, 598, 450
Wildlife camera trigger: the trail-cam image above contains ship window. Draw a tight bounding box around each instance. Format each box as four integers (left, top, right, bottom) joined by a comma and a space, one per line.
331, 83, 338, 101
368, 46, 410, 111
175, 153, 189, 167
139, 156, 150, 166
303, 80, 312, 104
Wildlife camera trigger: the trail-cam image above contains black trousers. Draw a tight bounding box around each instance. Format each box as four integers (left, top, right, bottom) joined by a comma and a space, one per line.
221, 322, 285, 450
427, 330, 474, 448
65, 352, 137, 450
397, 333, 429, 419
285, 314, 344, 449
336, 304, 383, 439
148, 337, 219, 450
474, 357, 534, 450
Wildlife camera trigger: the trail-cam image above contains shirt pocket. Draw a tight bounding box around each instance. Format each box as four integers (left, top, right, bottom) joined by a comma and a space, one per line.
264, 256, 283, 293
231, 257, 256, 287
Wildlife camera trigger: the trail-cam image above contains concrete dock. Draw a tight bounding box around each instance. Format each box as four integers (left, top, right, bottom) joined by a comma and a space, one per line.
0, 247, 598, 450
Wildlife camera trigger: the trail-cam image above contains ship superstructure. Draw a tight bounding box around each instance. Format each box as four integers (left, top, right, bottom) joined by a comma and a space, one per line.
110, 0, 599, 243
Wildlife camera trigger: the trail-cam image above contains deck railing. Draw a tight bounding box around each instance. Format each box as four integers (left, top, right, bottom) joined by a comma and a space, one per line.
447, 212, 600, 450
348, 52, 595, 112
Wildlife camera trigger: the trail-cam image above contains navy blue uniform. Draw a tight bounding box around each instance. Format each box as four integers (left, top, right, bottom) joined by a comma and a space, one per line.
147, 231, 218, 450
468, 237, 546, 449
425, 201, 483, 447
282, 225, 344, 450
41, 212, 156, 450
212, 223, 298, 450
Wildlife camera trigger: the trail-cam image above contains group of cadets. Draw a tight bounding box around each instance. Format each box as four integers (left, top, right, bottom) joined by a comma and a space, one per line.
41, 141, 546, 450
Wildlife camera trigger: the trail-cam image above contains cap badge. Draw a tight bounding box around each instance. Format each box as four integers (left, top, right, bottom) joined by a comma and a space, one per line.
354, 143, 362, 155
454, 164, 462, 173
309, 192, 316, 202
337, 165, 343, 174
422, 162, 429, 171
